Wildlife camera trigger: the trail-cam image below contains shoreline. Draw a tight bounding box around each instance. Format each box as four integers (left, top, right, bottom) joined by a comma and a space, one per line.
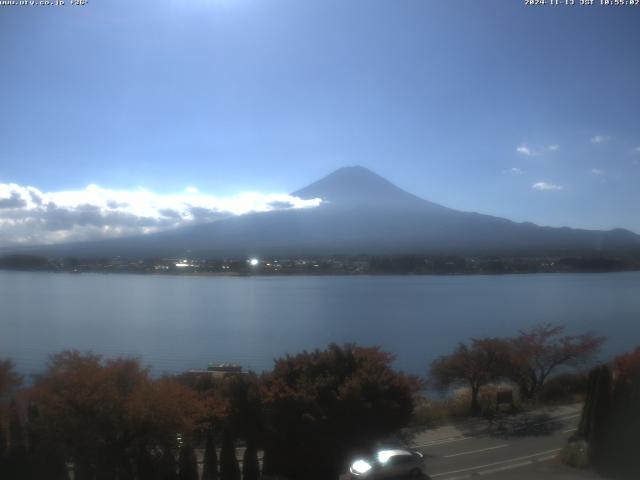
2, 267, 640, 277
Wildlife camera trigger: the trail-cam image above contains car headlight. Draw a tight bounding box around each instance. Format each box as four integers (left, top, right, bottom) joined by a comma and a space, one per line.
351, 459, 373, 474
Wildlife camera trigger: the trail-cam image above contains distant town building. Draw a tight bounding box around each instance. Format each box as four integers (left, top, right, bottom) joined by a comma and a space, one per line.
185, 363, 245, 380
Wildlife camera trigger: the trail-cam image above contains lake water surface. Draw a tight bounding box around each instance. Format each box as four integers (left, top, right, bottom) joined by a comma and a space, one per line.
1, 271, 639, 377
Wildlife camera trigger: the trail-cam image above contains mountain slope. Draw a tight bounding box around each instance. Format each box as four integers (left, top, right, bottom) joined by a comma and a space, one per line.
13, 166, 640, 258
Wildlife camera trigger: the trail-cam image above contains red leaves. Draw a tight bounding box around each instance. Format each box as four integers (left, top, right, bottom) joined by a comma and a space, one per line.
28, 350, 202, 455
512, 324, 606, 380
431, 325, 606, 401
259, 343, 419, 478
614, 346, 640, 379
430, 338, 512, 391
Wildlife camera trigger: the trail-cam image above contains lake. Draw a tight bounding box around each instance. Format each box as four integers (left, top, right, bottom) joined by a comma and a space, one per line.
1, 271, 639, 378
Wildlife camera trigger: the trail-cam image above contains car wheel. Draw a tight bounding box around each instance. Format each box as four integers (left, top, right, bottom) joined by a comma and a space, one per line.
410, 468, 422, 478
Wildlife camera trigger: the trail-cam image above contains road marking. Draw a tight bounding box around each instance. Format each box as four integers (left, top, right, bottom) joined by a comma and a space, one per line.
413, 436, 472, 448
443, 444, 509, 458
562, 427, 577, 433
478, 454, 558, 476
478, 459, 536, 476
430, 448, 562, 478
556, 413, 581, 421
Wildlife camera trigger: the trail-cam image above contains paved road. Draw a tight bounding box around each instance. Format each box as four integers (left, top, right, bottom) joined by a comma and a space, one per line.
344, 403, 603, 480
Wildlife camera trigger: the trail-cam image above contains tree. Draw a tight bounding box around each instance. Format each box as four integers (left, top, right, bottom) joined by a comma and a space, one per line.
430, 338, 511, 415
509, 324, 605, 399
0, 359, 21, 398
5, 400, 28, 480
178, 442, 198, 480
201, 428, 219, 480
220, 373, 263, 444
8, 400, 26, 454
576, 346, 640, 479
27, 350, 203, 480
158, 448, 179, 480
134, 447, 158, 480
603, 346, 640, 477
219, 429, 240, 480
262, 343, 420, 480
242, 440, 259, 480
24, 401, 69, 480
578, 364, 611, 467
0, 425, 7, 479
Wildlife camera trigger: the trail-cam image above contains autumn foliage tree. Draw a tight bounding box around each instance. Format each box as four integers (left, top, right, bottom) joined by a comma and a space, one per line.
0, 359, 21, 399
509, 324, 605, 399
261, 343, 420, 480
173, 370, 263, 480
27, 351, 203, 480
430, 338, 512, 415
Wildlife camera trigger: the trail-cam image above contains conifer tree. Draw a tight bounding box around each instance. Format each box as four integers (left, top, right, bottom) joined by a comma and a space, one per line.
202, 429, 218, 480
8, 400, 26, 454
158, 448, 179, 480
241, 440, 259, 480
6, 400, 28, 480
219, 430, 240, 480
178, 443, 199, 480
0, 426, 8, 478
135, 448, 157, 480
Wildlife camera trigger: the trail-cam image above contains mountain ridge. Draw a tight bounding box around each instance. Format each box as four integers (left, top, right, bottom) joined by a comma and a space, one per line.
4, 166, 640, 259
292, 165, 439, 208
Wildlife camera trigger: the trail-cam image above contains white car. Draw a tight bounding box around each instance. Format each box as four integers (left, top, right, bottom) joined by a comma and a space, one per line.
349, 449, 427, 479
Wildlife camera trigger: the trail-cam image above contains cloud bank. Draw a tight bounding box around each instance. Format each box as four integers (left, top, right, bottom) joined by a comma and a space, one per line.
0, 183, 322, 247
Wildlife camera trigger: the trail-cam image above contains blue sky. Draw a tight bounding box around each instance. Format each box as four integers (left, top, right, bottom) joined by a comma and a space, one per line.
1, 0, 639, 244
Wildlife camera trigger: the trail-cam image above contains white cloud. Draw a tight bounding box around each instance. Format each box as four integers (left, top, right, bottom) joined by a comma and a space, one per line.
532, 182, 563, 191
590, 168, 604, 176
0, 183, 322, 247
516, 145, 534, 156
516, 144, 558, 156
505, 167, 526, 175
591, 135, 611, 144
